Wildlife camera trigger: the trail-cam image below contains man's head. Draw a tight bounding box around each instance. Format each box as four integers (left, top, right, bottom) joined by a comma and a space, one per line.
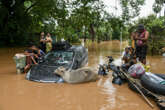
47, 33, 51, 37
41, 32, 44, 36
31, 45, 38, 50
137, 24, 145, 33
125, 47, 129, 53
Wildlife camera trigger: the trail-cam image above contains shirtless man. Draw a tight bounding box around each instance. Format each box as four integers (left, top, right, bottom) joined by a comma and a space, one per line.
135, 24, 149, 65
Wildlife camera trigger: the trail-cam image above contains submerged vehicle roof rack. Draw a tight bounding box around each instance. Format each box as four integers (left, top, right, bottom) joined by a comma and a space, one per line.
52, 41, 72, 51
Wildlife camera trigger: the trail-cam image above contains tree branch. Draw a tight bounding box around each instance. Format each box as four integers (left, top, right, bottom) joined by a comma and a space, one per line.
24, 2, 38, 15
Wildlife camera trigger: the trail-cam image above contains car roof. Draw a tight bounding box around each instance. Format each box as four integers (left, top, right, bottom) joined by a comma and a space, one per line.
51, 45, 86, 53
70, 45, 85, 52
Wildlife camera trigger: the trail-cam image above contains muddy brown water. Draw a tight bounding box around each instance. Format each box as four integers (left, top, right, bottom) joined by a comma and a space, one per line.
0, 41, 165, 110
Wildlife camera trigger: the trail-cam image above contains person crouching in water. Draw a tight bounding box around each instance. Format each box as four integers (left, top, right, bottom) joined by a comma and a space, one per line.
24, 45, 38, 73
122, 47, 131, 64
31, 45, 45, 58
122, 47, 137, 70
24, 45, 45, 73
135, 24, 149, 65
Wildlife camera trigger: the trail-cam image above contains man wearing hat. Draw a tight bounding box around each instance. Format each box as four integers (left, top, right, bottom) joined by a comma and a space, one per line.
135, 24, 149, 65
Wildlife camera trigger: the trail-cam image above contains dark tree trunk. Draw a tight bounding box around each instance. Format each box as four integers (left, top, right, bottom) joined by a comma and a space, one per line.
89, 24, 95, 42
105, 33, 109, 41
151, 34, 154, 56
1, 0, 11, 32
97, 36, 101, 43
84, 26, 87, 43
84, 34, 87, 43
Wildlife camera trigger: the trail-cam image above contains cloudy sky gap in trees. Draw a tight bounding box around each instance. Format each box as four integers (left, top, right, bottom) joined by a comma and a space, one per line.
102, 0, 164, 18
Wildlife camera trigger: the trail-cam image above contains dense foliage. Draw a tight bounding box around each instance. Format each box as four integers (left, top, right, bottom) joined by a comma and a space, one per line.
152, 0, 165, 15
0, 0, 147, 46
120, 0, 145, 22
0, 0, 165, 55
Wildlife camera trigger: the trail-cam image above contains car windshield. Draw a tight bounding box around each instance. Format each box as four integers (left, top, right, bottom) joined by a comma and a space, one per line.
44, 51, 74, 65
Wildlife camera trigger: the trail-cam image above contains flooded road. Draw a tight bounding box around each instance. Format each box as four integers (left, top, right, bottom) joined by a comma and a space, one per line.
0, 41, 165, 110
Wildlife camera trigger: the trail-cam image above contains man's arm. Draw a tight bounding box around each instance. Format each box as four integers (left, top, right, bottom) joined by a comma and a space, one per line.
134, 33, 140, 40
130, 32, 134, 40
140, 31, 149, 41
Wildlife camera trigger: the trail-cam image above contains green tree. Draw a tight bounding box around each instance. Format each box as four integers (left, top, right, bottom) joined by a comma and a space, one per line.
0, 0, 60, 46
152, 0, 165, 16
119, 0, 145, 22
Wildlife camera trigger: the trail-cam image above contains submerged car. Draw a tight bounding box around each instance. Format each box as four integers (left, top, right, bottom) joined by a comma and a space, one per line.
26, 41, 88, 83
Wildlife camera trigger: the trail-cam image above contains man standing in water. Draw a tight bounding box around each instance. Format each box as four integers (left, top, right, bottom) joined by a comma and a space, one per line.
40, 32, 46, 53
135, 24, 149, 65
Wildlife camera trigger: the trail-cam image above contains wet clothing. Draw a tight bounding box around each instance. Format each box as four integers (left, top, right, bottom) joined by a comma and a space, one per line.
135, 30, 148, 61
24, 49, 37, 65
132, 40, 135, 49
26, 56, 33, 66
39, 49, 45, 56
136, 30, 147, 47
123, 52, 131, 59
46, 43, 52, 53
136, 45, 148, 60
40, 38, 46, 53
123, 52, 131, 63
46, 37, 52, 53
33, 50, 38, 54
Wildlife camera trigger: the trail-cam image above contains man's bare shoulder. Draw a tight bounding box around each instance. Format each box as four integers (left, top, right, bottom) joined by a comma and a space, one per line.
145, 31, 149, 34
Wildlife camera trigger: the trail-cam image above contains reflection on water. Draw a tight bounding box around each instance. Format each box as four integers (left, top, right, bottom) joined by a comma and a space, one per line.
99, 55, 105, 65
100, 77, 116, 110
0, 41, 163, 110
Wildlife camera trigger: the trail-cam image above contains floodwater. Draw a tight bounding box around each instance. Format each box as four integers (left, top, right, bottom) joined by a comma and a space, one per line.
0, 41, 165, 110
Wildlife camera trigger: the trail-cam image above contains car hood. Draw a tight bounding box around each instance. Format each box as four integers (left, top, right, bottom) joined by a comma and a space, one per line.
26, 64, 68, 83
